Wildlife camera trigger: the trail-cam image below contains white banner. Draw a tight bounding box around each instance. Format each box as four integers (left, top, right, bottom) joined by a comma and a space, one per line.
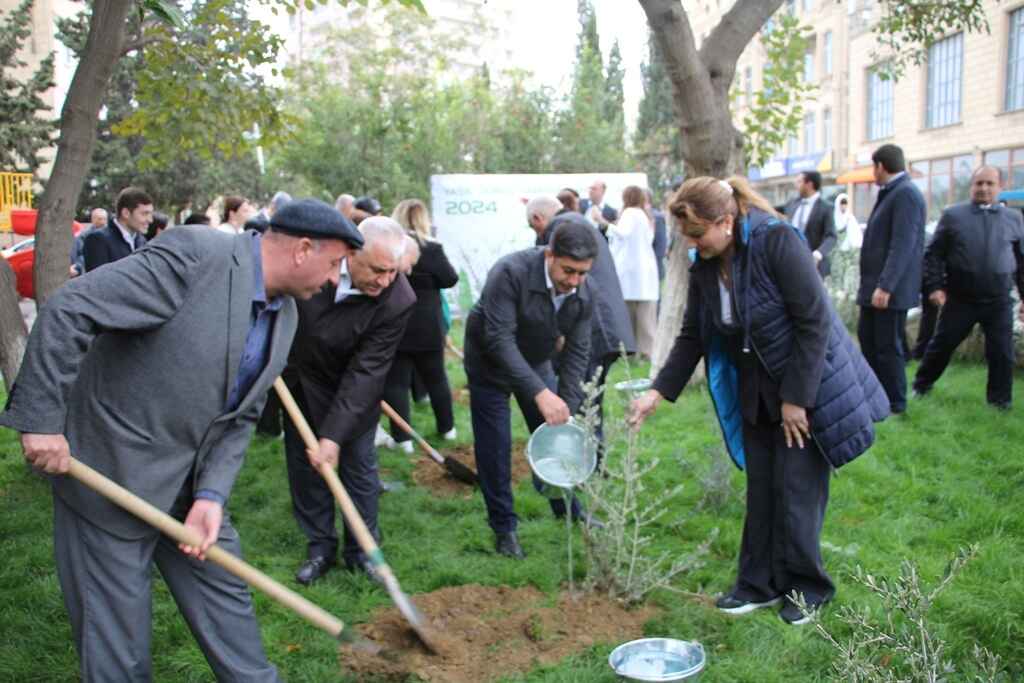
430, 172, 648, 310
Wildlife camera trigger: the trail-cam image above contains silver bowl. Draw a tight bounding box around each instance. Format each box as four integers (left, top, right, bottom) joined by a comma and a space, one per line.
613, 378, 653, 398
526, 420, 597, 499
608, 638, 706, 681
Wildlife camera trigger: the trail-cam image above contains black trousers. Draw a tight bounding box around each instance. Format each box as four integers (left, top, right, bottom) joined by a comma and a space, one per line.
469, 362, 582, 534
284, 402, 379, 564
912, 299, 940, 360
383, 349, 455, 442
858, 306, 908, 412
734, 417, 834, 604
256, 388, 282, 436
913, 297, 1014, 406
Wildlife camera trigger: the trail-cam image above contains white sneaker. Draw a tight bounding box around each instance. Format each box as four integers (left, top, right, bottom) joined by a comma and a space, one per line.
374, 425, 395, 449
442, 428, 457, 441
399, 440, 414, 454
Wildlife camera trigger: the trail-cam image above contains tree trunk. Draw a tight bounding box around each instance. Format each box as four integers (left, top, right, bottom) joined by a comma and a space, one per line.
32, 0, 131, 308
639, 0, 784, 374
0, 259, 28, 392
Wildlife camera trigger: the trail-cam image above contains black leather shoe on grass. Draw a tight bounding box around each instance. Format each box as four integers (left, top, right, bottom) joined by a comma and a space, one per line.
780, 595, 829, 625
714, 592, 782, 615
494, 531, 526, 559
295, 556, 336, 586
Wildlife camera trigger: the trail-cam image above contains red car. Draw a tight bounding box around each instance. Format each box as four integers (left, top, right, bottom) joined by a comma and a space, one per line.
2, 222, 85, 299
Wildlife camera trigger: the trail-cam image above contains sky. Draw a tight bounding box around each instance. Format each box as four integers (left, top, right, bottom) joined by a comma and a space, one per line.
510, 0, 650, 131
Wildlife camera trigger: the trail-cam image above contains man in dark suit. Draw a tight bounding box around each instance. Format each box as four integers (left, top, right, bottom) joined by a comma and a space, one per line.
82, 186, 152, 272
580, 180, 619, 237
1, 199, 361, 681
785, 171, 838, 278
464, 219, 597, 559
283, 217, 416, 586
913, 166, 1024, 408
529, 196, 636, 458
857, 144, 927, 414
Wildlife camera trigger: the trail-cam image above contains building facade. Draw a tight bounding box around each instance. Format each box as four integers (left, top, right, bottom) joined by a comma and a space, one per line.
691, 0, 1024, 223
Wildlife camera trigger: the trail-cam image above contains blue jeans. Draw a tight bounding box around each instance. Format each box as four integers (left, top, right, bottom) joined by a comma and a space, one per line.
469, 361, 582, 534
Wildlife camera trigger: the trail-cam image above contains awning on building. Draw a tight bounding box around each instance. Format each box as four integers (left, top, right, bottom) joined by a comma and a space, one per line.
835, 166, 875, 184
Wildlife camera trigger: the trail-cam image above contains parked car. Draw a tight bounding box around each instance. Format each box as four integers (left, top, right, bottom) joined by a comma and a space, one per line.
2, 222, 84, 299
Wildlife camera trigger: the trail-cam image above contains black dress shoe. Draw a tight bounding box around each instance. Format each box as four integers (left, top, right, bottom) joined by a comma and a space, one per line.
494, 531, 526, 559
295, 556, 336, 586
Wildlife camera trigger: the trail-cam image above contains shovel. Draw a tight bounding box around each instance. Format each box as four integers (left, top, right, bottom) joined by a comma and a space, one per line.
379, 400, 477, 485
65, 456, 357, 643
274, 379, 440, 654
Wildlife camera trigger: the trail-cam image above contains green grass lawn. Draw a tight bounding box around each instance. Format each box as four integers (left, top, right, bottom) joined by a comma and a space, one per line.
1, 348, 1022, 682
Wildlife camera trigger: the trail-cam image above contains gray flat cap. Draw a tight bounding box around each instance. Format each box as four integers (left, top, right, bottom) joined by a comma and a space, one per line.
269, 198, 364, 248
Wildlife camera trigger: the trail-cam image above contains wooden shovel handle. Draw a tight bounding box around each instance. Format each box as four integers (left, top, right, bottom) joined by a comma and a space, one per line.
273, 379, 384, 560
379, 400, 444, 466
66, 457, 345, 638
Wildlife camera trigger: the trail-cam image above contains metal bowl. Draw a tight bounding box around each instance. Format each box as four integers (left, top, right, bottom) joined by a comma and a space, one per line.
608, 638, 706, 682
613, 378, 653, 397
525, 420, 597, 499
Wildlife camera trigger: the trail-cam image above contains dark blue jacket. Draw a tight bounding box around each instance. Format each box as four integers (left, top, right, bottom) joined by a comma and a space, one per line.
653, 209, 890, 470
858, 173, 927, 309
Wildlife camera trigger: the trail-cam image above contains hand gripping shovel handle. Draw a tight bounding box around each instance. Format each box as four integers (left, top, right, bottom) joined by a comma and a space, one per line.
273, 379, 440, 654
65, 457, 348, 640
274, 380, 386, 565
380, 400, 478, 485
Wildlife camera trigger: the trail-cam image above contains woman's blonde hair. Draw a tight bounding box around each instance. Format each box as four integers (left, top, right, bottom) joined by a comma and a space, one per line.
667, 175, 779, 234
391, 198, 433, 243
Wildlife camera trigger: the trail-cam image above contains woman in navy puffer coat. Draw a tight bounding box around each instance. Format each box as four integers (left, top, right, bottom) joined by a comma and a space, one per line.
631, 176, 889, 625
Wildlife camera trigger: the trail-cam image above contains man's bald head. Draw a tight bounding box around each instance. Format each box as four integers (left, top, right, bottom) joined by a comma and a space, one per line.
971, 165, 1003, 205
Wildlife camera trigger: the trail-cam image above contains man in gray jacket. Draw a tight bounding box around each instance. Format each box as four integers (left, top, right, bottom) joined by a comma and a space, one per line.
0, 199, 361, 682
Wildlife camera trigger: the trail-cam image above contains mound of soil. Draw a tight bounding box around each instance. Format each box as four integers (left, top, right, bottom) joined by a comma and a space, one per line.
411, 443, 532, 497
340, 584, 658, 682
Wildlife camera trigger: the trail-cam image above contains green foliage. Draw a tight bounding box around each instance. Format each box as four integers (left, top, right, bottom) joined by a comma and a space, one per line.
58, 0, 276, 216
634, 29, 683, 200
271, 4, 627, 208
0, 0, 56, 176
112, 0, 287, 172
871, 0, 990, 81
551, 0, 627, 173
739, 13, 817, 169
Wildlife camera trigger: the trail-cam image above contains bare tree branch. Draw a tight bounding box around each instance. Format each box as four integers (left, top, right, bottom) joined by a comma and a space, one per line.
700, 0, 786, 81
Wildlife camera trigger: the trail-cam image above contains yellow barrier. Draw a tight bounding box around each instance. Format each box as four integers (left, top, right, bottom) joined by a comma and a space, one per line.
0, 172, 34, 232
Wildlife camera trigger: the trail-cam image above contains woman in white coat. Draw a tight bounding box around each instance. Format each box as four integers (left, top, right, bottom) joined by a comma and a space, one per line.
608, 185, 660, 358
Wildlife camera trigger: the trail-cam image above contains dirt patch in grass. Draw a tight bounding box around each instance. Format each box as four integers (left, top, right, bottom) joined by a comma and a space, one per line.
340, 584, 657, 682
411, 443, 532, 497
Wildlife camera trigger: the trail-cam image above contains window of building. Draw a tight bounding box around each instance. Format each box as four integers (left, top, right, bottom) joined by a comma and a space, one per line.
804, 48, 816, 82
910, 154, 975, 223
984, 147, 1024, 189
867, 67, 894, 140
926, 33, 963, 128
787, 131, 799, 157
823, 107, 832, 150
802, 0, 814, 11
823, 31, 833, 75
1007, 8, 1024, 112
803, 112, 816, 154
745, 66, 753, 106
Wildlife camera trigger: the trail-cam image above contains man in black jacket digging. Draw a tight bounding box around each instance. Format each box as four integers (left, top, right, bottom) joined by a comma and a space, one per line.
464, 220, 597, 559
912, 166, 1024, 409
